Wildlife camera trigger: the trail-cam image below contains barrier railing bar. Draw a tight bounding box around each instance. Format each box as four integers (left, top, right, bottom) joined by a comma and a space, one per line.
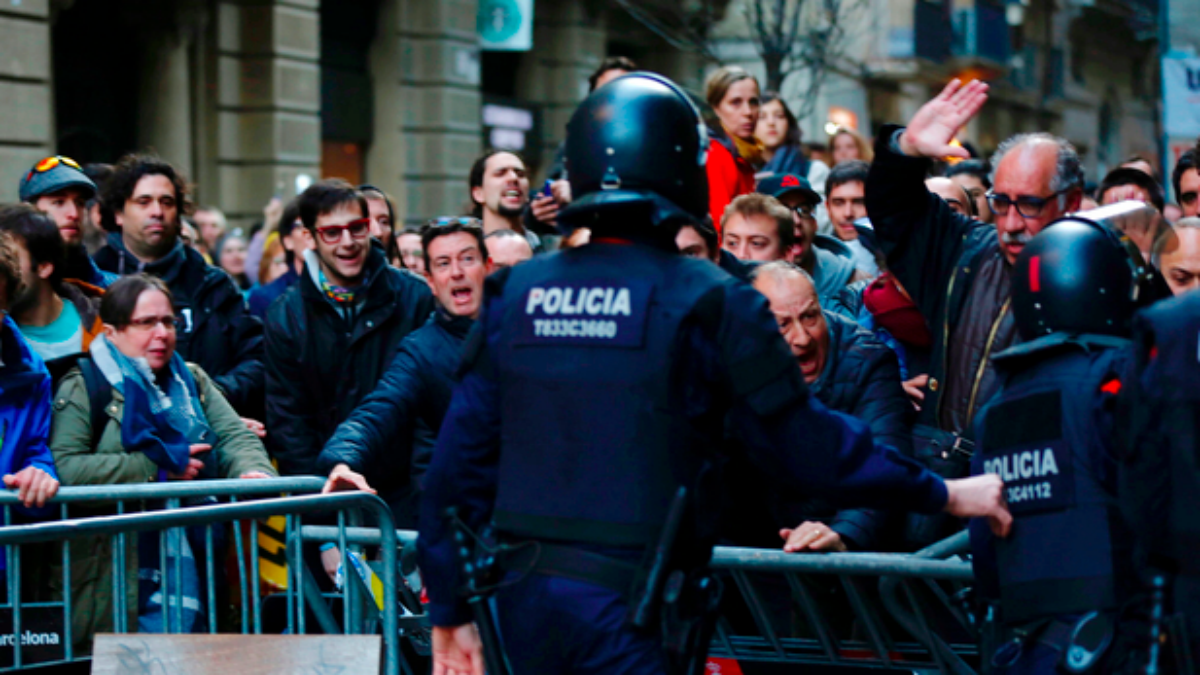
0, 478, 326, 506
299, 526, 419, 548
784, 572, 840, 662
250, 514, 262, 635
116, 501, 128, 633
839, 575, 893, 666
339, 511, 349, 637
901, 580, 948, 674
231, 500, 248, 635
0, 491, 401, 675
729, 570, 787, 658
710, 548, 972, 580
205, 524, 216, 635
61, 503, 73, 663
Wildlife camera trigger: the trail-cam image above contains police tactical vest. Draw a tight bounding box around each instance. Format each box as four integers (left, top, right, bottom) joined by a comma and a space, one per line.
1118, 293, 1200, 590
489, 243, 735, 549
972, 343, 1133, 625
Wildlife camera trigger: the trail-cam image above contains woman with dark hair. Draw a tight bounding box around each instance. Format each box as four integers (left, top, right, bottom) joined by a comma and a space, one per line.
756, 92, 809, 177
49, 274, 275, 650
705, 66, 762, 231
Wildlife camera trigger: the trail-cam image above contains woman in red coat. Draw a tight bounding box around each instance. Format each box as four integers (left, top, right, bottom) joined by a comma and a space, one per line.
705, 67, 762, 233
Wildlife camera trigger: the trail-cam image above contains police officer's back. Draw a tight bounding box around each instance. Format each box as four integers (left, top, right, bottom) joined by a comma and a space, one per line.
415, 74, 1010, 675
1116, 289, 1200, 669
971, 217, 1157, 673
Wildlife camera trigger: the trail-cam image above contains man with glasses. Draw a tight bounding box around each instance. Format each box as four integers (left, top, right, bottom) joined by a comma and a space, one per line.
264, 180, 432, 557
320, 218, 491, 527
866, 80, 1083, 544
94, 154, 266, 417
19, 155, 116, 288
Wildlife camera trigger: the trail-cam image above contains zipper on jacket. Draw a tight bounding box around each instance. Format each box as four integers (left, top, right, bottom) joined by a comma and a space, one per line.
935, 267, 960, 425
965, 296, 1013, 432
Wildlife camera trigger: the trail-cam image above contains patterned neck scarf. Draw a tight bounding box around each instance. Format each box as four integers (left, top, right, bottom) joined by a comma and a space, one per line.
318, 267, 359, 305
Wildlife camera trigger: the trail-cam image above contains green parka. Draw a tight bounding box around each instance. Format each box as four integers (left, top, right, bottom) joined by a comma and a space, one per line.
48, 362, 276, 653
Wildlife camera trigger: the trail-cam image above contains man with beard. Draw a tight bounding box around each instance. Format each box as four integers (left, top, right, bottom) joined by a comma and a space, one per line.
19, 156, 116, 288
867, 80, 1083, 542
93, 155, 266, 415
320, 217, 491, 526
0, 205, 103, 382
468, 150, 542, 253
265, 180, 433, 509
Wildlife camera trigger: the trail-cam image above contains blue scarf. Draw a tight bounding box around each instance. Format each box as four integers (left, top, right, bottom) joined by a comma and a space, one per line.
90, 335, 211, 475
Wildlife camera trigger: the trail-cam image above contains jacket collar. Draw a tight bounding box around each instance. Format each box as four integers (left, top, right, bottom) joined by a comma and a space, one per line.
992, 332, 1129, 367
433, 304, 475, 338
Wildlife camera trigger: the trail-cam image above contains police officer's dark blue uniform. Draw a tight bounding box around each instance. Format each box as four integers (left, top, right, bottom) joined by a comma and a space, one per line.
1115, 289, 1200, 668
970, 215, 1160, 673
416, 73, 1008, 675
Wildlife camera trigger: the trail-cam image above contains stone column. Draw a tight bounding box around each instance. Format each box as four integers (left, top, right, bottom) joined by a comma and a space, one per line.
367, 0, 481, 225
138, 32, 194, 173
0, 0, 53, 202
214, 0, 321, 229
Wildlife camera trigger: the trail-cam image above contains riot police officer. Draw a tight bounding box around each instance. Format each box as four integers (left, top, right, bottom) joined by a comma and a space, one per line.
415, 73, 1010, 675
970, 210, 1162, 673
1115, 287, 1200, 671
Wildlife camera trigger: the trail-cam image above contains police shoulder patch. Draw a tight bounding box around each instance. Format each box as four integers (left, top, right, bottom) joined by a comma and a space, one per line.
515, 278, 654, 348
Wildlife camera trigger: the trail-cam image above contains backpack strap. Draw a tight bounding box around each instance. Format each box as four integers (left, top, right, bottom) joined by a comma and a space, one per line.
77, 357, 114, 450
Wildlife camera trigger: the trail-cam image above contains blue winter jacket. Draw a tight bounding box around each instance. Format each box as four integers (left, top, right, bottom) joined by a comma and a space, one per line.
0, 317, 59, 567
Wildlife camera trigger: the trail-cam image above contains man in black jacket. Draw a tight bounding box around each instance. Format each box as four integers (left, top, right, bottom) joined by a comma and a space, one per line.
265, 180, 433, 495
94, 155, 265, 415
748, 261, 913, 552
319, 217, 489, 526
867, 79, 1083, 451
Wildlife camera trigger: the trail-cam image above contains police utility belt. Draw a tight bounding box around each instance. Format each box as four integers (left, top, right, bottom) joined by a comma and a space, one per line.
913, 424, 975, 478
496, 540, 639, 597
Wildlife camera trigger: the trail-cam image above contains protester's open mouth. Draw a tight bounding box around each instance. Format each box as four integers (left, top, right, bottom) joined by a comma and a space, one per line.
501, 189, 523, 203
797, 352, 819, 378
450, 286, 474, 306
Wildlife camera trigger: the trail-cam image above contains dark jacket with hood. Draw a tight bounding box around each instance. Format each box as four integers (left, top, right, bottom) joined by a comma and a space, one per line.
867, 125, 1018, 435
61, 245, 117, 289
94, 234, 265, 415
265, 246, 434, 481
317, 307, 473, 526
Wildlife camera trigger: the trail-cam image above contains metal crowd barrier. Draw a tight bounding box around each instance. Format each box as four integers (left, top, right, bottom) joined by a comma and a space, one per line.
0, 479, 404, 675
708, 531, 978, 674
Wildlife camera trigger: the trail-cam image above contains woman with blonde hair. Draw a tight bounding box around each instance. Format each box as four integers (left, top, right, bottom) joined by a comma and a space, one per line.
828, 126, 874, 165
705, 66, 762, 232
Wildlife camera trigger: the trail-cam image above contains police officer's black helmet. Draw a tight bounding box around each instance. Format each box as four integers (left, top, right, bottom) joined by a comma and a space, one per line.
1012, 217, 1147, 340
558, 73, 709, 234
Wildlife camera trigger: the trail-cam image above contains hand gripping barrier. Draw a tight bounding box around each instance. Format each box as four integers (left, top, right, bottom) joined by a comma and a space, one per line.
0, 480, 404, 675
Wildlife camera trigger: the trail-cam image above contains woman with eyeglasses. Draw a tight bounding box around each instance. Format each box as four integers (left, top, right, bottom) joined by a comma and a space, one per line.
48, 274, 276, 651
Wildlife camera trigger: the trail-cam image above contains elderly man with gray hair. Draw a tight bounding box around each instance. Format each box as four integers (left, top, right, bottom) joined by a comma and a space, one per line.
742, 260, 913, 553
865, 80, 1085, 544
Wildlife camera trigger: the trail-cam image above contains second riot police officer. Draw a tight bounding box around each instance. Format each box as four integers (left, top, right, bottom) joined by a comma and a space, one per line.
415, 73, 1011, 675
970, 207, 1164, 674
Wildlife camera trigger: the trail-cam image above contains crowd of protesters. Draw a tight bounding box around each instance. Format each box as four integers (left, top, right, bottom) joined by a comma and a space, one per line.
2, 55, 1199, 648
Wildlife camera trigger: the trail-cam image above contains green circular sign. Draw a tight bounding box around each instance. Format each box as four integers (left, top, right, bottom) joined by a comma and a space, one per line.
479, 0, 522, 43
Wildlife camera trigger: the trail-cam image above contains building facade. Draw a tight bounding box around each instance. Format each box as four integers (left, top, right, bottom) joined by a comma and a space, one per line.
0, 0, 1175, 227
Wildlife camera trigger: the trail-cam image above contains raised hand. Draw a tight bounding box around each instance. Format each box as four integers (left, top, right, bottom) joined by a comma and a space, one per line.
899, 79, 989, 160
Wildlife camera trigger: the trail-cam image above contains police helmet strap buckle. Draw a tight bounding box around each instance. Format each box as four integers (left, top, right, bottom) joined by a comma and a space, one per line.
602, 166, 622, 191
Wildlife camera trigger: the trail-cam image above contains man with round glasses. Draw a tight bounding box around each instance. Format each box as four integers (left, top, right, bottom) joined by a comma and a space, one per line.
264, 180, 433, 536
865, 80, 1084, 544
